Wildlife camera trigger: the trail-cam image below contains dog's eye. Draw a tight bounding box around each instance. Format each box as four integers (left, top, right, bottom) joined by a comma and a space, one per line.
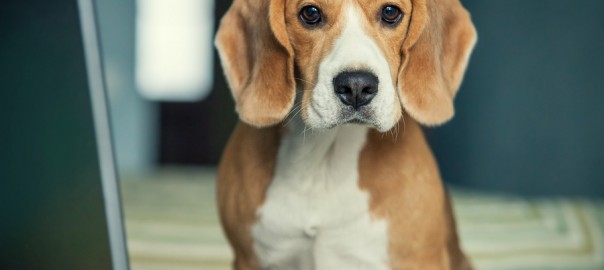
381, 6, 403, 25
299, 6, 322, 26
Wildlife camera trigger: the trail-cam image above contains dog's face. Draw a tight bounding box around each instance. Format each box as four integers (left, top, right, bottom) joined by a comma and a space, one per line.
285, 1, 408, 131
216, 0, 476, 130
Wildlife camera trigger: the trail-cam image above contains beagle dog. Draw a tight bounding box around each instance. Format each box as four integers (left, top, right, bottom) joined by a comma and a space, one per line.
215, 0, 477, 269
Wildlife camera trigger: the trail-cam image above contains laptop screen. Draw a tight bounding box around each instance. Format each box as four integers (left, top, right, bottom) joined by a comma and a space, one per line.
0, 0, 128, 269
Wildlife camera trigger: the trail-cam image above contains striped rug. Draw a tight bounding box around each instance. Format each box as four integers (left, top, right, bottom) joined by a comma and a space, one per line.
120, 168, 604, 270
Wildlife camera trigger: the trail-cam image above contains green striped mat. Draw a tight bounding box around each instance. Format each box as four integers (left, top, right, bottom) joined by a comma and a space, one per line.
120, 168, 604, 270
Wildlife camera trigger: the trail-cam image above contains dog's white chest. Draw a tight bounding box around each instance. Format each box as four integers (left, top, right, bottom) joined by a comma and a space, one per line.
251, 122, 390, 270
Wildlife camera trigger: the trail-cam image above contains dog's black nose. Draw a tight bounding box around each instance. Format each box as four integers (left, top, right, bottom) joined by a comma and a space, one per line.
333, 71, 378, 109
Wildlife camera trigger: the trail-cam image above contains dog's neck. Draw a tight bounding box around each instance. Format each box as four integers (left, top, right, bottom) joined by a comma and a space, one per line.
273, 116, 368, 188
253, 118, 391, 270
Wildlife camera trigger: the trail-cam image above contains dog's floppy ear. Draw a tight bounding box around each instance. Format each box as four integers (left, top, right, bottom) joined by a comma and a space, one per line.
398, 0, 477, 126
215, 0, 294, 127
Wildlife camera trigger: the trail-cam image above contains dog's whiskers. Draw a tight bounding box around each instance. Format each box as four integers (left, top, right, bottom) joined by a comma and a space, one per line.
302, 124, 314, 144
282, 104, 302, 122
394, 89, 407, 139
284, 104, 306, 127
400, 109, 407, 137
295, 77, 317, 88
283, 98, 311, 127
394, 120, 400, 142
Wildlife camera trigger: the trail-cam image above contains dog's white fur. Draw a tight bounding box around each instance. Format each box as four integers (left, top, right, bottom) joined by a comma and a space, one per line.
252, 117, 389, 270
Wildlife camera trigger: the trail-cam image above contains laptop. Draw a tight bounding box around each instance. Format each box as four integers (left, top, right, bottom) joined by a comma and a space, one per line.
0, 0, 129, 269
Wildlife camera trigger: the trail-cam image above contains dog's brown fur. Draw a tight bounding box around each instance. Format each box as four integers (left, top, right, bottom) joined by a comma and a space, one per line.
359, 120, 471, 269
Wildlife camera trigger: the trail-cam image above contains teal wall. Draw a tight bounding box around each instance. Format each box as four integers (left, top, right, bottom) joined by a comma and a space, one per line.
429, 0, 604, 197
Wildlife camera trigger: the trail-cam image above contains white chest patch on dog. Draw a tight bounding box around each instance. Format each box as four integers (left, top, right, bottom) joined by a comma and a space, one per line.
251, 118, 389, 270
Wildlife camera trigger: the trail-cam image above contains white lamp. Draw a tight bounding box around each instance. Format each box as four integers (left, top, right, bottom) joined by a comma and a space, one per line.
135, 0, 214, 101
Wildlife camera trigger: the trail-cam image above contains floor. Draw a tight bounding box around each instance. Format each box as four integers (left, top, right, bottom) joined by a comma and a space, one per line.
120, 167, 604, 270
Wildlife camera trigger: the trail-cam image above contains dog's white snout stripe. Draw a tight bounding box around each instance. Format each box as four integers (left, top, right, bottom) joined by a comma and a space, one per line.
307, 5, 399, 132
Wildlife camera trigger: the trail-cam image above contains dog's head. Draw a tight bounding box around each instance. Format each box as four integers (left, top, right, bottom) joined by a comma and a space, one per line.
215, 0, 476, 131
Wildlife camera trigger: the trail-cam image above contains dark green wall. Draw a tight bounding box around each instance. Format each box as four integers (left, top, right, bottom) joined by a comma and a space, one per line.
0, 0, 113, 268
428, 0, 604, 197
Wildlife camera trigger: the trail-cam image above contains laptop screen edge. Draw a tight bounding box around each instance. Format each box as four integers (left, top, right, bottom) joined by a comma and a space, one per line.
77, 0, 130, 269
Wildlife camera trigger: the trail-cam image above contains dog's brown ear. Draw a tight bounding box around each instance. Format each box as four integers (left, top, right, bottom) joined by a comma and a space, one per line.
398, 0, 477, 126
215, 0, 294, 127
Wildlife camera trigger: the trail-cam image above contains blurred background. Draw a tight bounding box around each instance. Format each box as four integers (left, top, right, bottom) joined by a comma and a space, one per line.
3, 0, 603, 269
97, 0, 604, 269
99, 0, 604, 196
